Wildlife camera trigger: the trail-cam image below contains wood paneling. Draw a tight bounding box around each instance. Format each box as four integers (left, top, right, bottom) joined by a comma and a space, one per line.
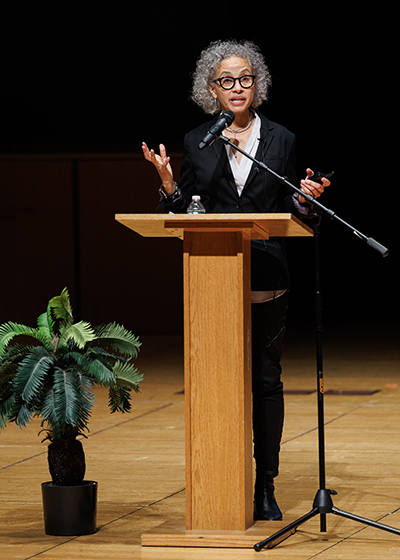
0, 154, 183, 333
0, 158, 75, 323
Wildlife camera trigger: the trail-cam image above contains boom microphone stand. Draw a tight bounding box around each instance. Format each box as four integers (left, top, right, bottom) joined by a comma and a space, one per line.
214, 132, 399, 551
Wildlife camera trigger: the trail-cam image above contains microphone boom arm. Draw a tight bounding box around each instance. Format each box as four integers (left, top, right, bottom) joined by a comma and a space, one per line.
217, 133, 389, 257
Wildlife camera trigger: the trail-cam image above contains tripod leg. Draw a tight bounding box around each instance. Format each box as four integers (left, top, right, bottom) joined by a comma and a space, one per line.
332, 506, 400, 535
254, 507, 319, 551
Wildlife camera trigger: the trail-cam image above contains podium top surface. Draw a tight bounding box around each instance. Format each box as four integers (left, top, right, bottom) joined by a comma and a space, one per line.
115, 213, 312, 240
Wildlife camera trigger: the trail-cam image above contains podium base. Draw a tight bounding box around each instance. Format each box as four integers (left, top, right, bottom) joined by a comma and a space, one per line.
141, 519, 295, 548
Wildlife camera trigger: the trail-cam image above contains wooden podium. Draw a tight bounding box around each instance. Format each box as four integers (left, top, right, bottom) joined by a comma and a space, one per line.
115, 213, 312, 547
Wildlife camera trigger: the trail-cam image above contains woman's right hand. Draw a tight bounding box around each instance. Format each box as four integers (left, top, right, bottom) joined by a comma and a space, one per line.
142, 142, 175, 193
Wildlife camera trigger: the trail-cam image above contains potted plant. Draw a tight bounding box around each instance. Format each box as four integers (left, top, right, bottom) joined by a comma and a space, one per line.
0, 288, 142, 535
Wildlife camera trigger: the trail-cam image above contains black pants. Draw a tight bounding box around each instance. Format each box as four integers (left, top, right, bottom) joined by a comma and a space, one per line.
251, 292, 289, 481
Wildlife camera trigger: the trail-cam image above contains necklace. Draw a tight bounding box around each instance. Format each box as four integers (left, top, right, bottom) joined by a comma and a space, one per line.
226, 112, 255, 140
225, 111, 255, 159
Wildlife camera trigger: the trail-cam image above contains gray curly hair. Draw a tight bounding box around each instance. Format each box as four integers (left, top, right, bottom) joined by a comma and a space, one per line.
191, 39, 272, 114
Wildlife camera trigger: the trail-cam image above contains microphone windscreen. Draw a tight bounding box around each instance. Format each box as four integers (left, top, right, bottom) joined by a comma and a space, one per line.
224, 111, 235, 126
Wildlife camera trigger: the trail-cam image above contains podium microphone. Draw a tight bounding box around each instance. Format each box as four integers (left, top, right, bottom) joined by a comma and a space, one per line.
198, 111, 235, 150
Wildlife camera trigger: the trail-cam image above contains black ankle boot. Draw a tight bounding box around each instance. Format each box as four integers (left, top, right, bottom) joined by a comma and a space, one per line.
254, 483, 282, 521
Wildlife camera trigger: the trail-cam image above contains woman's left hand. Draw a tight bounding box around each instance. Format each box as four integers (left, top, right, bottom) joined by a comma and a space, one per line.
299, 168, 330, 204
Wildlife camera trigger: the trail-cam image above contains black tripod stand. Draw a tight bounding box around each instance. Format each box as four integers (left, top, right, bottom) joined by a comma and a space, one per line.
254, 214, 400, 551
214, 132, 399, 551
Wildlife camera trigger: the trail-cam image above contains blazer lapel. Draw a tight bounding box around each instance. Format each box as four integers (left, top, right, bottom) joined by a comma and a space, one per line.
243, 115, 274, 190
211, 137, 238, 195
209, 113, 275, 195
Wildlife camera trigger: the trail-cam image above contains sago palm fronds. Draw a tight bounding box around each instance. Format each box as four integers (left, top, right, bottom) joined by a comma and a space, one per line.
0, 288, 142, 440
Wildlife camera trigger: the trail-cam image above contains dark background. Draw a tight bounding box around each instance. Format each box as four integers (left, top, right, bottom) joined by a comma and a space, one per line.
1, 5, 397, 338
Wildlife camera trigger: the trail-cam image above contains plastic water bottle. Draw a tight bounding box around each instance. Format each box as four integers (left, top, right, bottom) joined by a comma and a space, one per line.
187, 195, 206, 214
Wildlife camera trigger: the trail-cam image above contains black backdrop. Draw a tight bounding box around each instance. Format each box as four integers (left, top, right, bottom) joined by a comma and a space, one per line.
1, 5, 398, 333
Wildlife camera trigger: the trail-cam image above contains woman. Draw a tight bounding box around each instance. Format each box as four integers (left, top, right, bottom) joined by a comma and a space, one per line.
142, 39, 330, 520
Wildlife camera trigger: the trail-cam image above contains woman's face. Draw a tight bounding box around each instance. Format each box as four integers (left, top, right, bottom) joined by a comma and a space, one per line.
209, 56, 255, 117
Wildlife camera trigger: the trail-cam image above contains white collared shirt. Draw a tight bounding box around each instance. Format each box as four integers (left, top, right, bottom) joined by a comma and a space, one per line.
222, 113, 261, 196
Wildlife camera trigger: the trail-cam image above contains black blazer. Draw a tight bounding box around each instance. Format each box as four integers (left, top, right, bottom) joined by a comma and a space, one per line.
161, 112, 304, 291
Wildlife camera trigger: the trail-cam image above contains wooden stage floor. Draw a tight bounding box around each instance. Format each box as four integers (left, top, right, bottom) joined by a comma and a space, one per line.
1, 320, 399, 559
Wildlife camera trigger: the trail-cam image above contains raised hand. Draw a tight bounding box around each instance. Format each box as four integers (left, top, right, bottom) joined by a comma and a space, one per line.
142, 142, 175, 193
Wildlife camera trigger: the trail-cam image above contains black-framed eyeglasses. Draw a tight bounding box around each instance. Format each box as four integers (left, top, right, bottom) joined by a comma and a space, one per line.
213, 75, 256, 90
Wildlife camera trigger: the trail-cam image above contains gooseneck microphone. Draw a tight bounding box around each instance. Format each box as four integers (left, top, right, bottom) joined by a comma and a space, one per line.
198, 111, 235, 150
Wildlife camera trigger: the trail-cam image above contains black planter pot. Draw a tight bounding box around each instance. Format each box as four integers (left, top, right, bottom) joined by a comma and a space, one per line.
41, 480, 98, 535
